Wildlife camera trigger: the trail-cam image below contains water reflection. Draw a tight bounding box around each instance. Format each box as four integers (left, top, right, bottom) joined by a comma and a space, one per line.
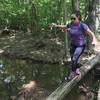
0, 56, 68, 99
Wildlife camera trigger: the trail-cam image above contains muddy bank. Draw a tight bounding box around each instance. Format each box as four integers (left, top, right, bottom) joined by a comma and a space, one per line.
0, 30, 65, 64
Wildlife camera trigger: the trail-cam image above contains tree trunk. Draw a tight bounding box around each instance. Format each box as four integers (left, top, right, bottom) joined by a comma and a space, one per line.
97, 83, 100, 100
84, 0, 97, 50
25, 0, 38, 33
63, 0, 69, 58
95, 0, 100, 32
85, 0, 96, 32
72, 0, 79, 12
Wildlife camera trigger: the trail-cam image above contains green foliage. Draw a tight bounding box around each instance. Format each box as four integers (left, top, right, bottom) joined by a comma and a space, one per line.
0, 0, 86, 33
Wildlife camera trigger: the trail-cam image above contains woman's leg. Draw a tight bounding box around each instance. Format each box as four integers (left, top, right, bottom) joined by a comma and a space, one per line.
65, 45, 85, 81
71, 45, 85, 72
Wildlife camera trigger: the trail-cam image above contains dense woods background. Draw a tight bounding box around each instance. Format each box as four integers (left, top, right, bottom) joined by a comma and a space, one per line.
0, 0, 100, 33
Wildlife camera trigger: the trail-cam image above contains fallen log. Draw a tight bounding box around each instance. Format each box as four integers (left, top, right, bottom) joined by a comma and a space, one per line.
46, 53, 100, 100
97, 81, 100, 100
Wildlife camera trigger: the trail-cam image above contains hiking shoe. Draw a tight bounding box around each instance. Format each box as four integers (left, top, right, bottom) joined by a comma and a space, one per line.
75, 68, 81, 75
69, 71, 76, 79
67, 71, 76, 81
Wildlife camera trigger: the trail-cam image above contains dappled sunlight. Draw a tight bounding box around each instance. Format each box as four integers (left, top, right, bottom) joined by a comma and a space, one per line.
84, 65, 91, 70
9, 35, 16, 42
3, 45, 10, 49
50, 38, 63, 45
0, 49, 4, 53
20, 39, 29, 43
9, 35, 15, 39
19, 80, 36, 93
31, 50, 48, 55
94, 43, 100, 52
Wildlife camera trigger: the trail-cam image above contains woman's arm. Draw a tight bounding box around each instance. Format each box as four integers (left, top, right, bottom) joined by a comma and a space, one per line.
86, 28, 98, 45
52, 23, 67, 29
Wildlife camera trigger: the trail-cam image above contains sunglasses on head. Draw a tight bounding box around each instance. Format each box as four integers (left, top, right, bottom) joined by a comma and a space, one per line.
71, 17, 76, 20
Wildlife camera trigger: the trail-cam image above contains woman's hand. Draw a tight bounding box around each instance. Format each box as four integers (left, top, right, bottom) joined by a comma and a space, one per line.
50, 23, 67, 29
49, 23, 57, 30
51, 23, 57, 27
92, 39, 98, 46
86, 28, 98, 46
92, 39, 100, 52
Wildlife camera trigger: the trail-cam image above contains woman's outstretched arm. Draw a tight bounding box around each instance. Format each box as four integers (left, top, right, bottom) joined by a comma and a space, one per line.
52, 23, 67, 29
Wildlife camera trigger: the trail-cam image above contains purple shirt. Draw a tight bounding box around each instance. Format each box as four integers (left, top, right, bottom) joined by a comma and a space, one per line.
67, 22, 89, 46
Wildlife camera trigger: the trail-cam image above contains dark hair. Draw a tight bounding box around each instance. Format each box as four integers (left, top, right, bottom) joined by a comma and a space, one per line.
72, 11, 81, 21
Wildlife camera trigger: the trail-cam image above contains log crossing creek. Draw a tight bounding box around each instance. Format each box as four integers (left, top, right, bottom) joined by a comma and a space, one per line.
46, 52, 100, 100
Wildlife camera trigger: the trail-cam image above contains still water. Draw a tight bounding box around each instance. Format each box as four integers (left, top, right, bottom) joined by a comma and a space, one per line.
0, 56, 68, 99
0, 56, 99, 100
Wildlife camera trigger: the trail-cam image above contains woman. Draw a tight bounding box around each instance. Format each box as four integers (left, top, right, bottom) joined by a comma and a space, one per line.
53, 11, 98, 80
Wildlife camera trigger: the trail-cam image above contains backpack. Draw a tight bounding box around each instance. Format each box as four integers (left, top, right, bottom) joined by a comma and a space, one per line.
79, 22, 87, 34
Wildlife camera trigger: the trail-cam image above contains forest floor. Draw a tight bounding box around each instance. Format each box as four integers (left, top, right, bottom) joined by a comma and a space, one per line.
0, 30, 100, 64
0, 30, 100, 100
0, 30, 66, 64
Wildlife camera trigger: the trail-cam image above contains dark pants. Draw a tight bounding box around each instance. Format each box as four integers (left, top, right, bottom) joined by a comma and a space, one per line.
70, 44, 85, 72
